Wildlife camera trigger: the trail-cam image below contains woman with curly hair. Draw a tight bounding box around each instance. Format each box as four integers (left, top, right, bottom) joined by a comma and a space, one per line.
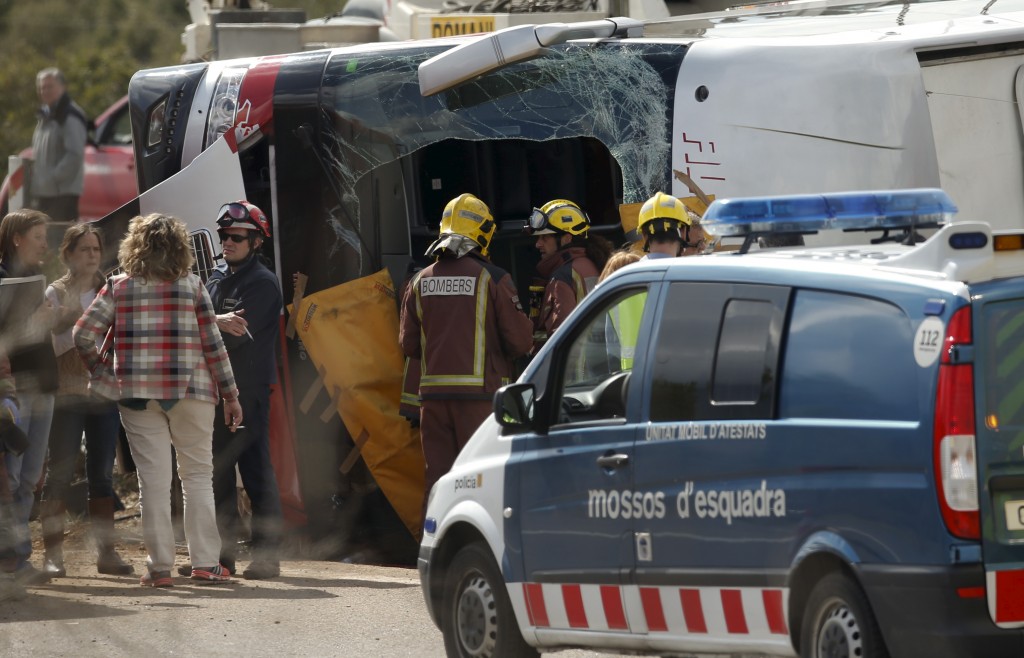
73, 213, 243, 587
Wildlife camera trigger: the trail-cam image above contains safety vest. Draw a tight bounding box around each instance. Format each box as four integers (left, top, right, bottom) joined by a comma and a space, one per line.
608, 292, 646, 370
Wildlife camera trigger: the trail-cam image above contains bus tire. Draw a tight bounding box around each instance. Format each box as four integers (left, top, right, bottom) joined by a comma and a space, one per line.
441, 542, 538, 658
800, 572, 889, 658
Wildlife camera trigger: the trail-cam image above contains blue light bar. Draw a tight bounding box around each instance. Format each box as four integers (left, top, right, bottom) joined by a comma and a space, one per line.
702, 188, 958, 237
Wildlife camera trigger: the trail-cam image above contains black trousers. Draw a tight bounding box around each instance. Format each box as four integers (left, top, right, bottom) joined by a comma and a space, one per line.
212, 391, 283, 562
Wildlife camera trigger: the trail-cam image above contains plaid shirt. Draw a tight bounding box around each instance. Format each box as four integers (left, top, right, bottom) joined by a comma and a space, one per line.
73, 273, 238, 404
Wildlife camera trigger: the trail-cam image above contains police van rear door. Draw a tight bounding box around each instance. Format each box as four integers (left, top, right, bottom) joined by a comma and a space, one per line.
972, 275, 1024, 628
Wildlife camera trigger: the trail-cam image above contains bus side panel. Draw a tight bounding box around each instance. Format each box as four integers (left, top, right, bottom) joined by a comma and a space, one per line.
671, 40, 940, 206
921, 50, 1024, 229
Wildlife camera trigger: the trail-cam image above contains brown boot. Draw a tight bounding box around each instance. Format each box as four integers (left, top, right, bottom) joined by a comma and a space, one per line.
88, 498, 133, 576
40, 499, 66, 578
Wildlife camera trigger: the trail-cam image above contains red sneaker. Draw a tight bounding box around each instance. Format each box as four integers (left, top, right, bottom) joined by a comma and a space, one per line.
140, 570, 173, 588
190, 564, 232, 585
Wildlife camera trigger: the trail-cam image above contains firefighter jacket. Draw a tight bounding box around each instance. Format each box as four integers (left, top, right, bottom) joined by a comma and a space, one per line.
399, 251, 533, 401
397, 272, 423, 420
533, 246, 599, 350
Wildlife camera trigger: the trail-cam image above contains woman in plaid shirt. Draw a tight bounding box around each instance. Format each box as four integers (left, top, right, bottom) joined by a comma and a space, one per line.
73, 214, 244, 587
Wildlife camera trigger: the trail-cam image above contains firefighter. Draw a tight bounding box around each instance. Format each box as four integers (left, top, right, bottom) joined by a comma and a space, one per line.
399, 194, 532, 515
526, 199, 612, 351
637, 191, 690, 259
195, 200, 284, 580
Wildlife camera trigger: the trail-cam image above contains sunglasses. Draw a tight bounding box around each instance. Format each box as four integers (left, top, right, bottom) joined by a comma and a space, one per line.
219, 233, 249, 244
216, 202, 250, 228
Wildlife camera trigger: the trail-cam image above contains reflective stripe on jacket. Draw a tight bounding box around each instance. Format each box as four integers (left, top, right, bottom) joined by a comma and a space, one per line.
534, 246, 599, 350
398, 251, 532, 400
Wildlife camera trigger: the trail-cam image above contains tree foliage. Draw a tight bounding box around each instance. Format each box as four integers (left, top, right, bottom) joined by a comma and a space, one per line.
0, 1, 344, 181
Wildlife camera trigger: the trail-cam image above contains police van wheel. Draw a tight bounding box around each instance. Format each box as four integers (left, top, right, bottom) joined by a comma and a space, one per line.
801, 573, 889, 658
442, 542, 538, 658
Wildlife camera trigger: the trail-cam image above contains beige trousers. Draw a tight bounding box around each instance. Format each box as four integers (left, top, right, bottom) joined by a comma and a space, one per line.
119, 399, 221, 573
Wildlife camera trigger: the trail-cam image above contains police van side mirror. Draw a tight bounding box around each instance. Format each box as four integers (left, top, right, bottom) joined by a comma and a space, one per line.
494, 383, 536, 430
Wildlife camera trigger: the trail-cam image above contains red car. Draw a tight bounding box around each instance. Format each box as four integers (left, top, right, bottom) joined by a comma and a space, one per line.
0, 95, 137, 222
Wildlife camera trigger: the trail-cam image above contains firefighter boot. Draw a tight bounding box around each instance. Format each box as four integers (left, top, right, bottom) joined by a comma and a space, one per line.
40, 499, 66, 577
89, 498, 133, 576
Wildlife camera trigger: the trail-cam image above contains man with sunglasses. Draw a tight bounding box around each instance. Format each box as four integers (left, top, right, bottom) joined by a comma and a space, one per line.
181, 200, 284, 580
526, 199, 612, 352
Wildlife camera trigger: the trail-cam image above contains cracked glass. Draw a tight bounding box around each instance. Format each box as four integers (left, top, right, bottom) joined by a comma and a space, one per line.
318, 41, 686, 271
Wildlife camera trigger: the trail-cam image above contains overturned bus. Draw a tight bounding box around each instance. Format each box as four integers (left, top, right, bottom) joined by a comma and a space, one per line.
111, 0, 1024, 561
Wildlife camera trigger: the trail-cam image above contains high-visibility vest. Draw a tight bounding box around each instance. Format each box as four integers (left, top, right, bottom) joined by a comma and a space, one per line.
608, 292, 646, 370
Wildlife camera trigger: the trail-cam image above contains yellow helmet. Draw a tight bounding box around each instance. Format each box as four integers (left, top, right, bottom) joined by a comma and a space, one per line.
638, 192, 691, 240
527, 199, 590, 236
440, 193, 495, 255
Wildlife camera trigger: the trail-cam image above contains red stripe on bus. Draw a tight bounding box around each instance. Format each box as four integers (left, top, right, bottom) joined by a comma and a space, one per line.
763, 589, 788, 635
721, 589, 749, 634
640, 587, 668, 632
600, 585, 628, 630
995, 570, 1024, 623
562, 584, 589, 628
679, 588, 708, 633
524, 583, 550, 627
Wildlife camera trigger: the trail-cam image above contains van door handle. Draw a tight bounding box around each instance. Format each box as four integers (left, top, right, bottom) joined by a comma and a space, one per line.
596, 453, 630, 468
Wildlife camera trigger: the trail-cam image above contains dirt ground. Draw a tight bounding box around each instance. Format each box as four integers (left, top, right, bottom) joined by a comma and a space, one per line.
29, 471, 269, 575
42, 472, 149, 573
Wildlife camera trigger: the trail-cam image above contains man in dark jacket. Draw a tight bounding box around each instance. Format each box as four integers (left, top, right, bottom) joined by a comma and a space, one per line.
188, 200, 284, 580
30, 68, 86, 222
399, 194, 533, 518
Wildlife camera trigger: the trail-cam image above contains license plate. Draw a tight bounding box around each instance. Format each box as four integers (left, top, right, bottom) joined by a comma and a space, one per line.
430, 16, 495, 38
1005, 500, 1024, 531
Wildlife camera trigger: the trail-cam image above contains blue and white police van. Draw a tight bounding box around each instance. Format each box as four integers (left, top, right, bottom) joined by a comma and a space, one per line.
418, 189, 1024, 658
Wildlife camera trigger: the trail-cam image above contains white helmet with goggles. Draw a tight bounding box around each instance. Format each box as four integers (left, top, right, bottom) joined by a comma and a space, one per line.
216, 200, 271, 239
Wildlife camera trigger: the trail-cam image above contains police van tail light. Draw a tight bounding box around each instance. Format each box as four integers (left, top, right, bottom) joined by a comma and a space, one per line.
933, 306, 980, 540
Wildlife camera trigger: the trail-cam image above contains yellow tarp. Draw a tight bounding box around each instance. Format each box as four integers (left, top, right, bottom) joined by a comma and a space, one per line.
293, 269, 424, 540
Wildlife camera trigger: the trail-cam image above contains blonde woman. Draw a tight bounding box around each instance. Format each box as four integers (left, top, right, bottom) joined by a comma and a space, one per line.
73, 214, 243, 587
597, 249, 642, 284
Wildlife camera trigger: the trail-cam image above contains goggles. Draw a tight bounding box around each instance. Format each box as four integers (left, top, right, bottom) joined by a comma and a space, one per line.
526, 202, 589, 236
216, 202, 251, 228
527, 207, 552, 233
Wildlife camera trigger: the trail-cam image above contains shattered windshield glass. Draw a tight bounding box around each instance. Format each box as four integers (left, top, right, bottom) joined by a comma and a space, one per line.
318, 41, 685, 264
